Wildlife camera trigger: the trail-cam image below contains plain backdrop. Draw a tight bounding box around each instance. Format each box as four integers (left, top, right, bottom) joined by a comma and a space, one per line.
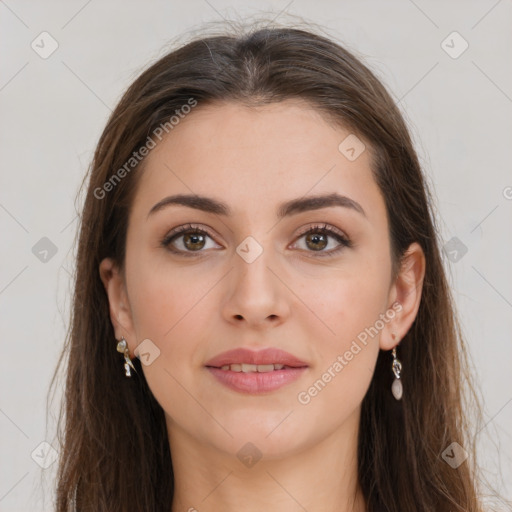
1, 1, 511, 510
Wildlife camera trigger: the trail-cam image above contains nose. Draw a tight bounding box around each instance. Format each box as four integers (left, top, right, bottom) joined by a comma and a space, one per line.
221, 243, 291, 329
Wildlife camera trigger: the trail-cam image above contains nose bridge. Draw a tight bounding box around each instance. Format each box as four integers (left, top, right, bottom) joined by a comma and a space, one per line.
234, 236, 278, 299
223, 233, 290, 325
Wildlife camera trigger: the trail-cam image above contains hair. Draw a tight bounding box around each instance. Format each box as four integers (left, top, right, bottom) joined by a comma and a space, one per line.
48, 19, 488, 512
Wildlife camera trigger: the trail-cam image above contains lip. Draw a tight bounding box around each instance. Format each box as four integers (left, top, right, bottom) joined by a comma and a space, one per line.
204, 347, 308, 368
206, 366, 307, 394
205, 348, 308, 394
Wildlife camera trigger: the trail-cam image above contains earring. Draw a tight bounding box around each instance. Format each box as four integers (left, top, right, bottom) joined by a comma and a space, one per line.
116, 337, 136, 377
391, 336, 402, 400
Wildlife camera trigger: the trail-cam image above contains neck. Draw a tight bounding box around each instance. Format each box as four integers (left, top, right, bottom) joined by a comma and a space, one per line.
168, 408, 366, 512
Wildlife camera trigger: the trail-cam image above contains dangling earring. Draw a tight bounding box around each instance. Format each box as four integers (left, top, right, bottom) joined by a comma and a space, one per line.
116, 337, 136, 377
391, 334, 403, 400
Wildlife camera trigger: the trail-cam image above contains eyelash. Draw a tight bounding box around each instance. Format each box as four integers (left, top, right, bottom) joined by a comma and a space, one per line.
160, 223, 352, 258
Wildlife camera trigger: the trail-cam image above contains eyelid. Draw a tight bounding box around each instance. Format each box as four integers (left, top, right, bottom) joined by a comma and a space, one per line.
294, 222, 349, 241
164, 223, 216, 239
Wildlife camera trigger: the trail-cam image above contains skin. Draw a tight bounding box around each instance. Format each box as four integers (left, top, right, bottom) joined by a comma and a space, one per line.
100, 99, 425, 512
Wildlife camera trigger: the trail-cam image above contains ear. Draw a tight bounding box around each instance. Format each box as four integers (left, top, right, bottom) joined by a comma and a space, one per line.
99, 257, 136, 355
380, 242, 426, 351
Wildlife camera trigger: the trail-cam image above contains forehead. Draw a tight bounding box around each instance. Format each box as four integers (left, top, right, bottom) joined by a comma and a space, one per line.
131, 100, 384, 223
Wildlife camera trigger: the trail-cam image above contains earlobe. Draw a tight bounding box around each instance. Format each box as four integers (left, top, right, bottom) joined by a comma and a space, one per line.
99, 258, 135, 344
380, 242, 426, 351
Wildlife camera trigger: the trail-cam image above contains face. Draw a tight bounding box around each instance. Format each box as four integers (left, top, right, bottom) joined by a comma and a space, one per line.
100, 99, 423, 464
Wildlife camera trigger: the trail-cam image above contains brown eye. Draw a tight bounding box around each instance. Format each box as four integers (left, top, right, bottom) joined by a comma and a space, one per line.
293, 224, 352, 257
182, 232, 206, 251
161, 224, 221, 256
305, 232, 328, 251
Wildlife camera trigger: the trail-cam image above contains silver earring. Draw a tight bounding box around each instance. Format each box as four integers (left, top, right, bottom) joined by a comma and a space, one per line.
116, 337, 136, 377
391, 338, 403, 400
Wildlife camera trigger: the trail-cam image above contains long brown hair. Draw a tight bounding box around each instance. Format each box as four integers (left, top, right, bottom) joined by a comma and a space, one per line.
49, 20, 486, 511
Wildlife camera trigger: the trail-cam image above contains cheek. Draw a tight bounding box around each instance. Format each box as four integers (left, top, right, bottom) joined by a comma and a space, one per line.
292, 275, 386, 432
126, 265, 215, 422
294, 258, 390, 402
127, 253, 217, 341
305, 263, 391, 349
125, 257, 230, 410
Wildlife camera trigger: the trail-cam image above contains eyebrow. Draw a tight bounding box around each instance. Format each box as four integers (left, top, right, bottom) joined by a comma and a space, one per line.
147, 192, 367, 220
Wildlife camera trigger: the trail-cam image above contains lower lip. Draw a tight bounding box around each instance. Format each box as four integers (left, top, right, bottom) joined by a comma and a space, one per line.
206, 366, 307, 394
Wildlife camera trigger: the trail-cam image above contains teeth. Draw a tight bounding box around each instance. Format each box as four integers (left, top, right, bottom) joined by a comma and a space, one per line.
219, 363, 288, 372
255, 364, 274, 372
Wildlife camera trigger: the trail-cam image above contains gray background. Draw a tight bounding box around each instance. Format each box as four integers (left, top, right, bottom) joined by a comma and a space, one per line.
1, 1, 511, 510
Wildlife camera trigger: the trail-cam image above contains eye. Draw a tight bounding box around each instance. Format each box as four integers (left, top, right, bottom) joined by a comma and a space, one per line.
161, 224, 221, 255
161, 222, 352, 258
292, 223, 352, 257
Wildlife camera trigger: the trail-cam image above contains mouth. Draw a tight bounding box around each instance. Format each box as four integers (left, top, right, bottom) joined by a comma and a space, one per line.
213, 363, 303, 372
204, 347, 309, 394
204, 347, 308, 369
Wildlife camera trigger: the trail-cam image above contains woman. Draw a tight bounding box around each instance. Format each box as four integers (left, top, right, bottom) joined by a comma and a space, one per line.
51, 22, 486, 511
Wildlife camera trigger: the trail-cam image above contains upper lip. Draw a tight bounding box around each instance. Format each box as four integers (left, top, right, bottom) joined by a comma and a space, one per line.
205, 348, 308, 368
